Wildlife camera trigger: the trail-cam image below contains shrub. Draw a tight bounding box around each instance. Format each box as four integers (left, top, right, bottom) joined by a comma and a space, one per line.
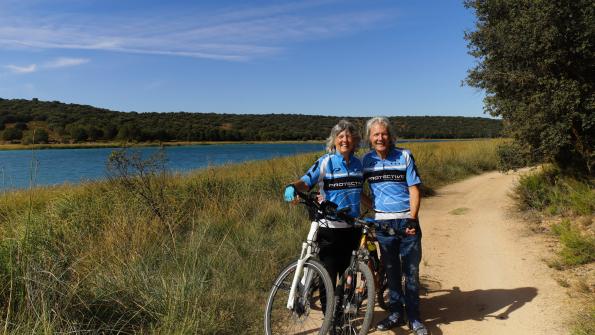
13, 121, 28, 130
87, 127, 104, 141
21, 130, 47, 145
551, 220, 595, 266
496, 141, 536, 172
69, 126, 88, 142
33, 129, 49, 143
1, 127, 23, 141
516, 167, 595, 215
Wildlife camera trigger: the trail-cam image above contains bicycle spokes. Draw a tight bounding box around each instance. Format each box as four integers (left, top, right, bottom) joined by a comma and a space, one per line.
332, 262, 375, 335
265, 260, 335, 335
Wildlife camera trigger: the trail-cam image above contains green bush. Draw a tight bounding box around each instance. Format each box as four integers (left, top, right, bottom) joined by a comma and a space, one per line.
13, 121, 28, 130
22, 129, 50, 144
1, 127, 23, 141
551, 220, 595, 266
496, 141, 536, 172
516, 167, 595, 215
69, 126, 88, 142
34, 129, 50, 143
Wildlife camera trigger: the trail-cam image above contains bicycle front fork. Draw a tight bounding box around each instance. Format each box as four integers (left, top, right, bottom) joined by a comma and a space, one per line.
286, 221, 319, 309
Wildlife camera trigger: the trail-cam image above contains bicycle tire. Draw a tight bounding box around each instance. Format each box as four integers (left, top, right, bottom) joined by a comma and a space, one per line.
334, 261, 375, 335
264, 259, 335, 335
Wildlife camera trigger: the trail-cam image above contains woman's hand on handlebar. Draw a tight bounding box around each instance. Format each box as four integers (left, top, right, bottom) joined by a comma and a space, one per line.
284, 185, 297, 202
283, 181, 309, 204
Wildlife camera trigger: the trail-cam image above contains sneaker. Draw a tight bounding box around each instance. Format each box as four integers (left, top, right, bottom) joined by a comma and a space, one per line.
376, 313, 406, 331
410, 320, 429, 335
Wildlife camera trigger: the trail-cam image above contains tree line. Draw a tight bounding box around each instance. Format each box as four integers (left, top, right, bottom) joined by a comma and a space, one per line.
0, 98, 502, 144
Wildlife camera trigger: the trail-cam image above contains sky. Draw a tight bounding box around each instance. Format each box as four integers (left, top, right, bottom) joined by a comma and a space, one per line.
0, 0, 489, 118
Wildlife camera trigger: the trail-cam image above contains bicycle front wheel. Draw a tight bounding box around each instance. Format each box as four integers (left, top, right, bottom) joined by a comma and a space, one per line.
335, 261, 375, 335
264, 259, 335, 335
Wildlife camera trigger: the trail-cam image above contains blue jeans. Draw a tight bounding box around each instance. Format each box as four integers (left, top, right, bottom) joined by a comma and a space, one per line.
375, 218, 422, 322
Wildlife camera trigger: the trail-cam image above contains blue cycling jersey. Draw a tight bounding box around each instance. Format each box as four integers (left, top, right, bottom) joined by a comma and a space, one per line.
300, 152, 363, 219
362, 147, 421, 213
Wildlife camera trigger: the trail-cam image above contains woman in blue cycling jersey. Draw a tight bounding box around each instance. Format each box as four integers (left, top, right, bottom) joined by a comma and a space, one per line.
283, 120, 363, 289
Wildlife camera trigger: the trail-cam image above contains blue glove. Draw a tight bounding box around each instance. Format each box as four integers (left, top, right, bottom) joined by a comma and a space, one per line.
284, 185, 296, 202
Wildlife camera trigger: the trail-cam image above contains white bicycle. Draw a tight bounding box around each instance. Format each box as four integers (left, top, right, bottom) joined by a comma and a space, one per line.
264, 192, 339, 335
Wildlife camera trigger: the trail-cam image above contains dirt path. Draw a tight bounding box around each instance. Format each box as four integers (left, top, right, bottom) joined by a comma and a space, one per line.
368, 170, 571, 335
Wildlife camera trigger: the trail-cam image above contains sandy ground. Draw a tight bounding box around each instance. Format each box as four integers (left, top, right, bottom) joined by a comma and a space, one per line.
368, 170, 572, 335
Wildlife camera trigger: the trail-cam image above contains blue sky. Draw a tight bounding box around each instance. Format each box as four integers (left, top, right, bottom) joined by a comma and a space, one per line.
0, 0, 487, 117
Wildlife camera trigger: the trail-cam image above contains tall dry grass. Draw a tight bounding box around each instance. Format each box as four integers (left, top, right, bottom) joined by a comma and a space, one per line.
0, 140, 500, 334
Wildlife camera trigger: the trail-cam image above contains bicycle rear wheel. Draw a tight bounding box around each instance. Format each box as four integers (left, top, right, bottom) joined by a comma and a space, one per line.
264, 259, 335, 335
334, 261, 375, 335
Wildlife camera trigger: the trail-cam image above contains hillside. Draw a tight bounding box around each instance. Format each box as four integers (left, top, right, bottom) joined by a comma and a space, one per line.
0, 98, 502, 144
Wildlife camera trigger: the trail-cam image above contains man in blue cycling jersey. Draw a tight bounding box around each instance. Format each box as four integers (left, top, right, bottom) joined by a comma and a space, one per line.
362, 117, 428, 335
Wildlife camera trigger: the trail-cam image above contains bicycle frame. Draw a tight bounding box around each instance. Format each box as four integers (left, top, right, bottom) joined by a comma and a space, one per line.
286, 220, 319, 309
346, 219, 382, 292
354, 219, 376, 265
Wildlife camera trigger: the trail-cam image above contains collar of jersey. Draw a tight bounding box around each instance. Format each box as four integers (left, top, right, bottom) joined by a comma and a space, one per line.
371, 146, 397, 160
331, 151, 355, 162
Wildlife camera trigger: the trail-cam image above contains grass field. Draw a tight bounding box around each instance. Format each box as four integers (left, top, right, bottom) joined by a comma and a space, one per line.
0, 140, 501, 334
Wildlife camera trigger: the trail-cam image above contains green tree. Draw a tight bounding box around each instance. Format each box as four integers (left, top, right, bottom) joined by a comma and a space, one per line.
464, 0, 594, 174
87, 126, 103, 141
69, 126, 88, 142
103, 124, 118, 140
2, 127, 23, 141
117, 124, 141, 141
33, 129, 49, 143
14, 122, 28, 130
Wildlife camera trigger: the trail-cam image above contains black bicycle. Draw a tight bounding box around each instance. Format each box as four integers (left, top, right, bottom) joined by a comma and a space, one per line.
331, 215, 418, 334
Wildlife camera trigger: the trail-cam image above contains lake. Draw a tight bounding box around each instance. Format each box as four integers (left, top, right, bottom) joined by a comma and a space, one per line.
0, 139, 466, 190
0, 143, 325, 190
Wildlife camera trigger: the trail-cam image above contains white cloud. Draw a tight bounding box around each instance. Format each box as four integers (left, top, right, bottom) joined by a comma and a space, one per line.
5, 63, 37, 73
44, 57, 89, 68
0, 1, 396, 61
3, 57, 89, 75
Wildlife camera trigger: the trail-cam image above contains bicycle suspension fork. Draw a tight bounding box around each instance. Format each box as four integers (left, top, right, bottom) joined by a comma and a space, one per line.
287, 221, 319, 309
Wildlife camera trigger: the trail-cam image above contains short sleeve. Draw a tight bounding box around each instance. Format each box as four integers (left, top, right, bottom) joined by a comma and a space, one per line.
406, 152, 422, 186
300, 157, 322, 189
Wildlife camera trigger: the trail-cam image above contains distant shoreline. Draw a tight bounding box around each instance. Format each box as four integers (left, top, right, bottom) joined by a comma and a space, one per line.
0, 140, 325, 151
0, 138, 491, 151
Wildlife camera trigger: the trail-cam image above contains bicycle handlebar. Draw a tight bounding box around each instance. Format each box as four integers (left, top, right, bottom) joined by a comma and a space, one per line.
295, 190, 352, 222
294, 191, 418, 236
